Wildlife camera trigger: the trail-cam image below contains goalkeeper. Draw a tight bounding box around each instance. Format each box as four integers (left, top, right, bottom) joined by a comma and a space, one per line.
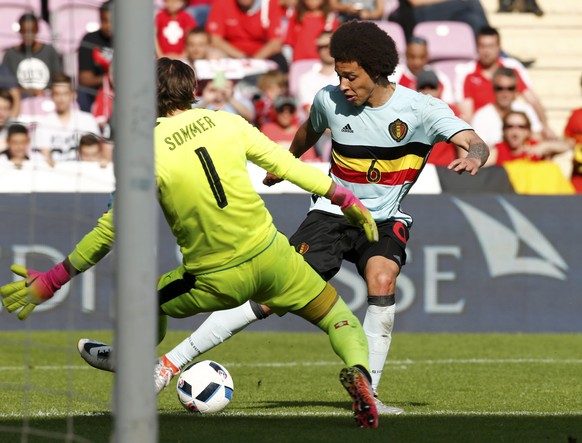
0, 57, 379, 428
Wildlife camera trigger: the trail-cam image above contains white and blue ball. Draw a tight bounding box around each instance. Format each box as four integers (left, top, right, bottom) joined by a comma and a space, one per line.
176, 360, 234, 414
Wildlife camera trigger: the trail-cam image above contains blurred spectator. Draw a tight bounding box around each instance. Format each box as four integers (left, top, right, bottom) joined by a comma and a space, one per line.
34, 73, 100, 165
0, 89, 15, 151
196, 73, 255, 122
330, 0, 384, 22
496, 112, 574, 194
389, 0, 489, 42
297, 31, 337, 116
392, 36, 454, 104
260, 96, 296, 145
186, 0, 213, 27
296, 31, 337, 159
498, 0, 543, 16
182, 28, 213, 68
564, 75, 582, 193
415, 68, 460, 166
471, 67, 541, 148
2, 13, 62, 98
285, 0, 339, 62
262, 96, 322, 161
91, 60, 114, 164
253, 70, 287, 128
206, 0, 289, 73
0, 124, 31, 169
0, 65, 20, 117
492, 111, 569, 166
77, 0, 114, 112
78, 133, 108, 167
455, 26, 554, 139
155, 0, 198, 59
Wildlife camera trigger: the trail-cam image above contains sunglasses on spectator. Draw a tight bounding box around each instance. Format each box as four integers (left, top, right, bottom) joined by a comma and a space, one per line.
503, 123, 529, 129
317, 44, 330, 49
494, 85, 517, 92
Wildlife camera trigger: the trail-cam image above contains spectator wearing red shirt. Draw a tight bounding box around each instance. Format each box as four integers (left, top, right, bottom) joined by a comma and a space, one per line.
206, 0, 289, 72
455, 26, 554, 139
493, 111, 568, 166
564, 75, 582, 192
261, 96, 321, 161
156, 0, 198, 59
253, 70, 287, 128
284, 0, 339, 62
415, 68, 460, 167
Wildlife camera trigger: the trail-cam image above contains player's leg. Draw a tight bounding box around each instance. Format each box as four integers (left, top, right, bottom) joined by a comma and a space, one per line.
154, 262, 267, 392
355, 220, 408, 415
78, 313, 169, 373
258, 233, 377, 428
164, 301, 271, 369
292, 284, 378, 429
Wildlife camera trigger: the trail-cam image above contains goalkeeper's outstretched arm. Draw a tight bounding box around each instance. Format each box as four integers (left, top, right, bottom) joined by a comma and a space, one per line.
0, 205, 116, 320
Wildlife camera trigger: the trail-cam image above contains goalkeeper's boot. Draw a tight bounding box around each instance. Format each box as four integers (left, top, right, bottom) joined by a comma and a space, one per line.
373, 392, 404, 415
339, 366, 379, 428
78, 339, 115, 372
154, 355, 179, 395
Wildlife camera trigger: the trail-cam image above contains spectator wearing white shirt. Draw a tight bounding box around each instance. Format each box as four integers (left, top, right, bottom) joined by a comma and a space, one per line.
297, 31, 338, 121
33, 73, 100, 165
471, 67, 541, 153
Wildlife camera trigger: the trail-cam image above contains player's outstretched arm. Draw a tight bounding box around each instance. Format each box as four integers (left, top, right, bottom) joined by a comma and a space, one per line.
1, 204, 115, 320
448, 130, 490, 176
0, 260, 77, 320
327, 183, 379, 243
263, 119, 323, 187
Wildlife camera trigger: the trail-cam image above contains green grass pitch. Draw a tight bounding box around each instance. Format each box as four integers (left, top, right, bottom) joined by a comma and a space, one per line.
0, 331, 581, 442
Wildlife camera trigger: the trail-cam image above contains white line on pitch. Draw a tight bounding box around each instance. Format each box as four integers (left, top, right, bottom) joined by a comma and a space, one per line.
1, 358, 582, 371
0, 410, 581, 419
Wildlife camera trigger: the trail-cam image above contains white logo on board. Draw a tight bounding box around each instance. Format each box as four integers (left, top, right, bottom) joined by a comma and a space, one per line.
452, 197, 568, 280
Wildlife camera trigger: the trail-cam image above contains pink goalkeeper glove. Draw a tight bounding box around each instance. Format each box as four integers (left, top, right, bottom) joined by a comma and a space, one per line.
0, 263, 71, 320
330, 185, 379, 242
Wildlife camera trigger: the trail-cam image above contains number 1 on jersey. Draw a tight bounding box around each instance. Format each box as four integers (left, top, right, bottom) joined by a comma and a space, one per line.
195, 147, 228, 208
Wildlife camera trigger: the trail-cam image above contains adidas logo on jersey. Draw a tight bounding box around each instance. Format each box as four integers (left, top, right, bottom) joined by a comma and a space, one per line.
341, 124, 354, 133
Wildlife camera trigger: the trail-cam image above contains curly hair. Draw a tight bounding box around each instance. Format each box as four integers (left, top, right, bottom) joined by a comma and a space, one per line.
157, 58, 198, 117
330, 20, 399, 86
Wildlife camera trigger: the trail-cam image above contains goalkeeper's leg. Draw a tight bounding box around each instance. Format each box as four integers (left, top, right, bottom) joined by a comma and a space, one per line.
163, 300, 271, 369
293, 284, 378, 428
78, 302, 271, 373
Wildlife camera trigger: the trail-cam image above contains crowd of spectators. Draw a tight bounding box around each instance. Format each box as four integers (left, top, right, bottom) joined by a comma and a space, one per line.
0, 0, 580, 194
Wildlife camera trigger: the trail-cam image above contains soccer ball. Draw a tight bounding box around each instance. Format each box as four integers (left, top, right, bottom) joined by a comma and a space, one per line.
176, 360, 234, 414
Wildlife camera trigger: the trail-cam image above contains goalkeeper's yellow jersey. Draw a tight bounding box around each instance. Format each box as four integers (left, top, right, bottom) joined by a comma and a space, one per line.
69, 108, 332, 275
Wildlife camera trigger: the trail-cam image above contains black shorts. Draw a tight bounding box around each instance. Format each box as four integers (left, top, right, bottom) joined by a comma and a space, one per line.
289, 210, 409, 281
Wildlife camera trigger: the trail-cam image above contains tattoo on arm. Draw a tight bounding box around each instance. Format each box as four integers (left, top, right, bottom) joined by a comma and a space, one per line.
466, 140, 489, 167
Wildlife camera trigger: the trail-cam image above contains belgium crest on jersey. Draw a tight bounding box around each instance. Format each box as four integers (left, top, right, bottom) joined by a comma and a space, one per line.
389, 119, 408, 142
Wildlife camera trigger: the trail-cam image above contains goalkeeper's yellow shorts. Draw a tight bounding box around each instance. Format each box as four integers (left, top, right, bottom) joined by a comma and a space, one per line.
157, 231, 328, 319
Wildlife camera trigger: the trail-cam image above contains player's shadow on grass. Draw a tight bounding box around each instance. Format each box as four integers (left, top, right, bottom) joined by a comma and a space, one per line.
234, 399, 419, 411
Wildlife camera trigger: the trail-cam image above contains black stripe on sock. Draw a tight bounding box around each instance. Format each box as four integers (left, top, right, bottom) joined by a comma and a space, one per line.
249, 300, 269, 319
367, 294, 395, 307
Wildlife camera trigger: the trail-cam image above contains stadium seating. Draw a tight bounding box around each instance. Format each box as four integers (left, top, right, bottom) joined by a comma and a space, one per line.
50, 2, 101, 55
0, 0, 41, 15
47, 0, 105, 11
369, 20, 407, 58
19, 95, 56, 118
413, 21, 477, 62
